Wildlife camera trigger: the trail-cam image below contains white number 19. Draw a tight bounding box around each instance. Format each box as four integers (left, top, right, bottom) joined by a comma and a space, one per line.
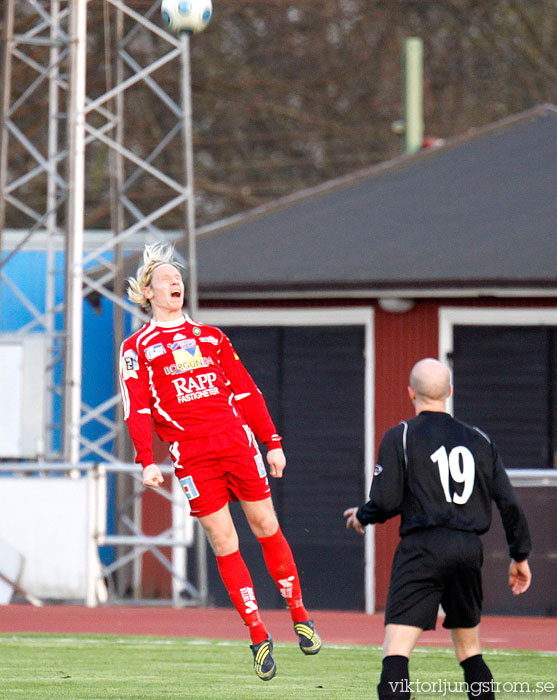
430, 445, 475, 505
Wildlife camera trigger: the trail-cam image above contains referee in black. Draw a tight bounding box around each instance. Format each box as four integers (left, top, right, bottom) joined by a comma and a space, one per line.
344, 358, 532, 700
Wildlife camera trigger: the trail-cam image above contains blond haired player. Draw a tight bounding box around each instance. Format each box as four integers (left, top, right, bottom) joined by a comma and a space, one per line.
120, 243, 321, 680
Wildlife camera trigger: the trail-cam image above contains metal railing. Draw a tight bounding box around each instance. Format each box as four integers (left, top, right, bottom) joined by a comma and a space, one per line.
0, 461, 208, 607
0, 463, 554, 608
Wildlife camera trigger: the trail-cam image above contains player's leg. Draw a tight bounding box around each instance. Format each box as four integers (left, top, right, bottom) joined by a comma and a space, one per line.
200, 504, 276, 680
378, 624, 422, 700
383, 623, 423, 657
451, 626, 494, 700
241, 497, 303, 614
380, 530, 444, 700
175, 436, 260, 634
174, 437, 275, 679
239, 495, 279, 539
451, 625, 482, 663
199, 500, 239, 555
241, 496, 321, 655
441, 532, 492, 699
199, 504, 274, 669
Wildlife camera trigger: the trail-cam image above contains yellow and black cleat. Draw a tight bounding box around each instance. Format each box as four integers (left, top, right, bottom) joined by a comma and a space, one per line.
294, 619, 322, 655
250, 635, 276, 681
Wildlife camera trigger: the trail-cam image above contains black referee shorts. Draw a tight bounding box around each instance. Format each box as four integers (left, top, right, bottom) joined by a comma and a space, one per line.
385, 527, 483, 631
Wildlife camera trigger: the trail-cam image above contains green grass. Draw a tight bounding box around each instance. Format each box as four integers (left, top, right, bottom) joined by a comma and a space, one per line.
0, 634, 555, 700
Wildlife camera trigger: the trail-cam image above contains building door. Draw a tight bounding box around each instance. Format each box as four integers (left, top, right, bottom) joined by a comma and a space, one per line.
451, 323, 557, 615
202, 324, 367, 610
452, 325, 557, 469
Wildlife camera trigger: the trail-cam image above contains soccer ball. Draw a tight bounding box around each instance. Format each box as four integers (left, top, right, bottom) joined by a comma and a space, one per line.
161, 0, 212, 35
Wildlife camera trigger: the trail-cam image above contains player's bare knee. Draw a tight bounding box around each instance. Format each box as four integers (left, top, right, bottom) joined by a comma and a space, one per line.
248, 515, 278, 539
242, 499, 278, 538
451, 629, 481, 663
454, 644, 482, 664
201, 521, 238, 556
208, 533, 238, 557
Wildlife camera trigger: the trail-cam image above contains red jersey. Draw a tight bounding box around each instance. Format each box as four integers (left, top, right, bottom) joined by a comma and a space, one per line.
119, 315, 282, 468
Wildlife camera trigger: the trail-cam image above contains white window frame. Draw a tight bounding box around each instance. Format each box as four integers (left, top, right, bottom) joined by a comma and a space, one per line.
199, 306, 376, 613
439, 306, 557, 417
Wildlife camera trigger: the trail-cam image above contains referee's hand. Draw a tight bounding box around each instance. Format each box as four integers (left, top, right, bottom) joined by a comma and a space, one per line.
344, 507, 366, 535
143, 464, 164, 488
508, 559, 532, 595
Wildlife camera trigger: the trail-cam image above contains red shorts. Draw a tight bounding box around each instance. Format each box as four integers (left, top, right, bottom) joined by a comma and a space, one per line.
170, 424, 271, 517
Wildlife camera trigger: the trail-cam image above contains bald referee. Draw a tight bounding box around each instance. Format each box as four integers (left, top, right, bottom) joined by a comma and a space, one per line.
344, 358, 531, 700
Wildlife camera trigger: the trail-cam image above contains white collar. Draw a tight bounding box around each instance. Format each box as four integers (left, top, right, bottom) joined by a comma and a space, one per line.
154, 314, 186, 328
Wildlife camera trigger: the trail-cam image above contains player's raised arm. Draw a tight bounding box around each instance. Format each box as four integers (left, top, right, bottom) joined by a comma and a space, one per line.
119, 339, 156, 470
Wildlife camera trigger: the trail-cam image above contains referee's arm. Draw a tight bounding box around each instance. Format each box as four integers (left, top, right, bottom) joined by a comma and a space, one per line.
489, 441, 533, 594
345, 425, 405, 531
490, 443, 532, 562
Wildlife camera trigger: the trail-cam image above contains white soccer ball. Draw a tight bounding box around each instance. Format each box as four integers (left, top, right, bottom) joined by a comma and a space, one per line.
161, 0, 212, 35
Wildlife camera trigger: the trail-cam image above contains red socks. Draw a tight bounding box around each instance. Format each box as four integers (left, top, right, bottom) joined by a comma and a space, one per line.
258, 526, 309, 623
216, 528, 308, 645
215, 550, 267, 644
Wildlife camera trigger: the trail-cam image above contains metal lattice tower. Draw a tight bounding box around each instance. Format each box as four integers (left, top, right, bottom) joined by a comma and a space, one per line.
0, 0, 198, 465
0, 0, 204, 604
0, 0, 70, 460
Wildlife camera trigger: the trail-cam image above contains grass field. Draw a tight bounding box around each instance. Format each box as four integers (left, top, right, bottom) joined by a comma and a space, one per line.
1, 633, 555, 700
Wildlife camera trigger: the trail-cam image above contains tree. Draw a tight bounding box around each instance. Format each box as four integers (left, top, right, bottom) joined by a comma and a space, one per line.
2, 0, 556, 229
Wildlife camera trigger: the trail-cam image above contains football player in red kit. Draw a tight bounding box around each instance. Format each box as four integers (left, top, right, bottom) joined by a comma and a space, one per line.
119, 242, 321, 680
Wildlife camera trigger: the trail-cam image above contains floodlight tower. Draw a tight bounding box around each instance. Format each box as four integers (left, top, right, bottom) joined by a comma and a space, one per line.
1, 0, 199, 464
64, 0, 200, 466
65, 0, 204, 603
0, 0, 204, 604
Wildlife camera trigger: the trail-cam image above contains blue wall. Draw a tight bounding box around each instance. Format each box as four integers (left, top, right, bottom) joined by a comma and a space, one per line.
1, 249, 118, 563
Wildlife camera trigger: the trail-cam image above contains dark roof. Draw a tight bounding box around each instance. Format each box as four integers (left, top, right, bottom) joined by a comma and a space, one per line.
196, 104, 557, 297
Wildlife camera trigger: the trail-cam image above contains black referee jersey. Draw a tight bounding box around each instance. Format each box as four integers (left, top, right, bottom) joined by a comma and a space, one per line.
357, 411, 531, 562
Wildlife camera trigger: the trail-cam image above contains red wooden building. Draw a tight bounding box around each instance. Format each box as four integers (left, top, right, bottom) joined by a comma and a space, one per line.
146, 106, 557, 615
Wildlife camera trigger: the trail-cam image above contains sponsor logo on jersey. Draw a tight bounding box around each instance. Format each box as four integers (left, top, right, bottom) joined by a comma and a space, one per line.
163, 357, 213, 374
254, 453, 267, 478
179, 475, 199, 501
145, 342, 165, 361
198, 335, 219, 345
168, 338, 196, 350
171, 372, 219, 403
167, 338, 206, 371
121, 348, 139, 379
192, 326, 201, 336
